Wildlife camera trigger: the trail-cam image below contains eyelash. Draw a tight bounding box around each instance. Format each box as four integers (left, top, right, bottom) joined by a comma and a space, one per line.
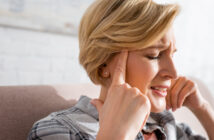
146, 54, 161, 60
145, 49, 177, 60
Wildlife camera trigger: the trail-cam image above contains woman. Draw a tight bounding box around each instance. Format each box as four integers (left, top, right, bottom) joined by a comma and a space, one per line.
28, 0, 214, 139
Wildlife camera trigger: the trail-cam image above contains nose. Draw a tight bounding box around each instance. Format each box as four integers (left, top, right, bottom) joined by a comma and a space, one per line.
159, 57, 178, 80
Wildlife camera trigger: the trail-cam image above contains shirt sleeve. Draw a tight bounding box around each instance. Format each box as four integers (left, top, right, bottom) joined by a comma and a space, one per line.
176, 123, 207, 140
27, 118, 90, 140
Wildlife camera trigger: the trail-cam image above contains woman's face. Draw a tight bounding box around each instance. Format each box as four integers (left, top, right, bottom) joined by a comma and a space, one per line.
126, 28, 177, 112
103, 28, 177, 113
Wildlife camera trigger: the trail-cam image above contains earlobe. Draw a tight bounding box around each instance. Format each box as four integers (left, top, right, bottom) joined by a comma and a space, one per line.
103, 71, 110, 78
99, 63, 110, 78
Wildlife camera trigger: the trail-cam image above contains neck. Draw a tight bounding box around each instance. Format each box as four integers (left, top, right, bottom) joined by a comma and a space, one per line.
98, 86, 108, 103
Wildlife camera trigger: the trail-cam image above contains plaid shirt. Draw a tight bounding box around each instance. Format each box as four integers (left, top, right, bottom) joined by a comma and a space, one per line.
28, 96, 206, 140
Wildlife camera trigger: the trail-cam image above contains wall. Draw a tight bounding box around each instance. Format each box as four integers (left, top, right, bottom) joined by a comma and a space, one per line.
0, 27, 90, 85
173, 0, 214, 92
0, 0, 93, 35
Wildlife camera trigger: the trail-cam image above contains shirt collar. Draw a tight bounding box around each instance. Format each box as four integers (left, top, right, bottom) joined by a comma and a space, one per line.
74, 95, 164, 124
74, 95, 168, 139
74, 95, 99, 121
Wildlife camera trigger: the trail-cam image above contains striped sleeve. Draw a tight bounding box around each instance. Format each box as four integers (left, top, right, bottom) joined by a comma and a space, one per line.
176, 123, 206, 140
27, 118, 89, 140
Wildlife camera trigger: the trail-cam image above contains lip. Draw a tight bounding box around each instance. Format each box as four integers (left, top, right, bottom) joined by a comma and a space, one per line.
152, 85, 170, 89
150, 85, 170, 97
152, 89, 167, 97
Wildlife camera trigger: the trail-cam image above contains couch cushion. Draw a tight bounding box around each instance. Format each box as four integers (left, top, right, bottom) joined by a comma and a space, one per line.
0, 84, 100, 140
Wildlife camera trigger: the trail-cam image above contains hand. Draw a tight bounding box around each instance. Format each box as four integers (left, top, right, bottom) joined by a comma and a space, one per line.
166, 76, 206, 112
91, 50, 151, 140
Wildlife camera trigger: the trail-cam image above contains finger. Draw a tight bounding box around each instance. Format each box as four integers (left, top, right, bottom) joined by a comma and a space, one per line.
111, 50, 129, 85
177, 81, 195, 108
170, 76, 179, 90
170, 77, 187, 111
170, 79, 176, 88
90, 99, 104, 113
140, 96, 151, 130
166, 78, 178, 110
166, 89, 171, 110
166, 76, 181, 110
140, 113, 149, 130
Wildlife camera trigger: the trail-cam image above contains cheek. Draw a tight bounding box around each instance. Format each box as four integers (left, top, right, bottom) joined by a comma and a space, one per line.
126, 56, 159, 93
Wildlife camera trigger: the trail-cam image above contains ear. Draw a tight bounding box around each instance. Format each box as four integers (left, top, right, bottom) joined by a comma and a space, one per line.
99, 63, 110, 78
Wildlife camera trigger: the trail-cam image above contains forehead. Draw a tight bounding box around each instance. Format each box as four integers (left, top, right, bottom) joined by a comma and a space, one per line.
145, 28, 176, 51
153, 28, 175, 47
131, 28, 177, 53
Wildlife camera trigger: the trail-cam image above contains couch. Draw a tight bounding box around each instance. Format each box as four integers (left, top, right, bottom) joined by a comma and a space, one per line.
0, 78, 213, 140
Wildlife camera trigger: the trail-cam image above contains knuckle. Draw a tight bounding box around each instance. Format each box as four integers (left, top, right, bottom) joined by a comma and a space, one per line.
136, 94, 148, 104
181, 76, 187, 81
115, 67, 124, 74
189, 82, 198, 91
118, 83, 131, 95
126, 88, 137, 97
133, 95, 151, 111
132, 87, 141, 94
188, 80, 195, 87
122, 83, 130, 89
192, 81, 197, 87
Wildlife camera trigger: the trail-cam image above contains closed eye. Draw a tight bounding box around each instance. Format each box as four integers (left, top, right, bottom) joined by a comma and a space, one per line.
146, 54, 161, 60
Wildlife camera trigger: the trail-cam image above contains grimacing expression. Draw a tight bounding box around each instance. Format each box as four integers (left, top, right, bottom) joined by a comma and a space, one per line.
126, 28, 178, 113
103, 28, 177, 113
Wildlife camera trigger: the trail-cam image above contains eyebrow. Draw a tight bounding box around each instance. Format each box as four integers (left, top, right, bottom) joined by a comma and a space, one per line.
147, 43, 177, 53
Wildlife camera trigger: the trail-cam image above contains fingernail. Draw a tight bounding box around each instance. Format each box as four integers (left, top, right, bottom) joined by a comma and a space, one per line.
90, 100, 95, 105
166, 106, 170, 110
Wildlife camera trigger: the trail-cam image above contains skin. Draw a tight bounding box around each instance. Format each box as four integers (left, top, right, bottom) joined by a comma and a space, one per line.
91, 28, 214, 140
167, 77, 214, 139
93, 50, 151, 140
98, 28, 177, 113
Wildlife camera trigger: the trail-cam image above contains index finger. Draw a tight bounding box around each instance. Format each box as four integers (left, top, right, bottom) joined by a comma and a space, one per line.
111, 50, 128, 85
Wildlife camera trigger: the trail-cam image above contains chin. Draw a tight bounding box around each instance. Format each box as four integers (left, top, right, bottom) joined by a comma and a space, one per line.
150, 105, 166, 113
148, 93, 166, 113
149, 98, 166, 113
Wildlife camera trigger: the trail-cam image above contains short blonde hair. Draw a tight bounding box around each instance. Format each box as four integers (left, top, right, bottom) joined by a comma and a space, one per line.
79, 0, 180, 85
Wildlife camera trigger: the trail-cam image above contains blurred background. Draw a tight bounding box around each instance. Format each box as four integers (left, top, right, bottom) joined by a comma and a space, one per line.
0, 0, 213, 95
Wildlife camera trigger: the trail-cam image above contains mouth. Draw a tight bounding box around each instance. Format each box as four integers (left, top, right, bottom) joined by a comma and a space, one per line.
150, 86, 169, 97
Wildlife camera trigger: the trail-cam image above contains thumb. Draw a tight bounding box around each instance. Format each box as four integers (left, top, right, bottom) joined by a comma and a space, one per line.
90, 99, 103, 113
140, 113, 150, 131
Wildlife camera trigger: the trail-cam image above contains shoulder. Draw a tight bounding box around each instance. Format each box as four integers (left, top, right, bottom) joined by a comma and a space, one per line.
27, 114, 77, 140
28, 105, 98, 140
176, 123, 206, 140
151, 110, 206, 140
